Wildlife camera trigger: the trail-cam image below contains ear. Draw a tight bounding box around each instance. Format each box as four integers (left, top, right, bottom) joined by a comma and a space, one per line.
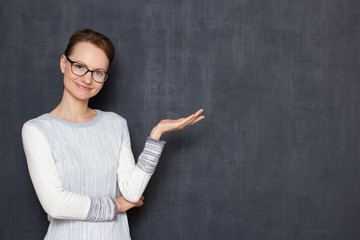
60, 55, 66, 73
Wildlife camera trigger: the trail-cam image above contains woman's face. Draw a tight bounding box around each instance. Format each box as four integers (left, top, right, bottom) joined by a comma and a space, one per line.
60, 42, 110, 101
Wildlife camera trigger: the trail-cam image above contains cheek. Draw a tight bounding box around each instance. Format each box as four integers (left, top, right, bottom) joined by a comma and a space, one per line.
63, 69, 77, 83
94, 84, 104, 92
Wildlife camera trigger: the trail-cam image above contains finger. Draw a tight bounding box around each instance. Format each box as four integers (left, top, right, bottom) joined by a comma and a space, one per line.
178, 116, 197, 128
185, 114, 196, 120
177, 110, 204, 128
136, 201, 143, 207
194, 109, 204, 116
193, 116, 205, 124
174, 109, 204, 125
176, 118, 186, 122
183, 113, 201, 125
186, 113, 199, 122
181, 114, 204, 128
177, 114, 196, 127
165, 118, 186, 122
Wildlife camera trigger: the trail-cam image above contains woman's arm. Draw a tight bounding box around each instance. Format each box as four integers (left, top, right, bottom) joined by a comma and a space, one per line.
22, 123, 117, 221
116, 109, 204, 204
117, 123, 166, 203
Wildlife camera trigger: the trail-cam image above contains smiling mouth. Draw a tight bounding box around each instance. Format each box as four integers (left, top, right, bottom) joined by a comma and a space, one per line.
75, 83, 91, 91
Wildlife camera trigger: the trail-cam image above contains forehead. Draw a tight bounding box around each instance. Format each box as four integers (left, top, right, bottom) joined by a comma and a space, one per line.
69, 42, 109, 70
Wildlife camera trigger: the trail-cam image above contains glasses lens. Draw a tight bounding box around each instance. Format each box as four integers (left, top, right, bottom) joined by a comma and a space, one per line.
72, 63, 87, 76
93, 71, 108, 83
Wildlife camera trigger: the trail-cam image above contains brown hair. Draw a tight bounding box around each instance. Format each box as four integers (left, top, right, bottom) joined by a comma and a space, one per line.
64, 28, 115, 64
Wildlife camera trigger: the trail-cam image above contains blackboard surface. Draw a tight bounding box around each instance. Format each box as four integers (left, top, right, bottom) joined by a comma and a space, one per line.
1, 0, 360, 239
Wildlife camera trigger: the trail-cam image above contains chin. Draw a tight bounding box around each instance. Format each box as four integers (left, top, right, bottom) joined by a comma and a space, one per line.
75, 92, 99, 101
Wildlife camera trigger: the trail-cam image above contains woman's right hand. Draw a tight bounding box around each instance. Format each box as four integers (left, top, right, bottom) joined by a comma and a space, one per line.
113, 195, 144, 213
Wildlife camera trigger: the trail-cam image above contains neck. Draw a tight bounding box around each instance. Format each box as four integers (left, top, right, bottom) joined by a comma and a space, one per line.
50, 89, 96, 123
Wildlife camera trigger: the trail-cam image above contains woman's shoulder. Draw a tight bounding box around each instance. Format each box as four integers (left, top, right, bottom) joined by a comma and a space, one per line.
23, 113, 52, 128
22, 113, 53, 138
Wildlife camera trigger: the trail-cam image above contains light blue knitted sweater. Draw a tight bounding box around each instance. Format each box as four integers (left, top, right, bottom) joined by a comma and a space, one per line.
22, 110, 165, 240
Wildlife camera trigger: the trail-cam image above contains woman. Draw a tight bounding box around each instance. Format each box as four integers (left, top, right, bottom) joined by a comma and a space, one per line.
22, 28, 204, 240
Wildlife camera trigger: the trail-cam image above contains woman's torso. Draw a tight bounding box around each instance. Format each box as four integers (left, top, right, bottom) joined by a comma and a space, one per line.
28, 110, 131, 240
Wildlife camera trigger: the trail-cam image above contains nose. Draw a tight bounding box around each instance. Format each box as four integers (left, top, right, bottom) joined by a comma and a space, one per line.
81, 71, 93, 85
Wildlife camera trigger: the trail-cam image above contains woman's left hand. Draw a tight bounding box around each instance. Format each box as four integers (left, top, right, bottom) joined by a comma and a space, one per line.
150, 109, 205, 140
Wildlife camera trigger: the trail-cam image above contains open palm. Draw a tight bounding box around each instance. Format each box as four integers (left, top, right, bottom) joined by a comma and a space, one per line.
150, 109, 205, 140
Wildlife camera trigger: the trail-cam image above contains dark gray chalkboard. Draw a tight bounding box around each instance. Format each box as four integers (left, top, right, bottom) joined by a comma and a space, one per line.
1, 0, 360, 239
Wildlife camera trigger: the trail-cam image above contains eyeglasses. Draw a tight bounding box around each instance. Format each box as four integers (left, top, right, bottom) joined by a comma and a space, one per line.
65, 56, 110, 83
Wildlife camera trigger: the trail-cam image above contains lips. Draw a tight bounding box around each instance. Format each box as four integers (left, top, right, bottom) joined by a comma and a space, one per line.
75, 83, 91, 91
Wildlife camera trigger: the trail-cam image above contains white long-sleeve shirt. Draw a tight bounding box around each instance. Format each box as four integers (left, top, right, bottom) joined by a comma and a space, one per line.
22, 110, 165, 240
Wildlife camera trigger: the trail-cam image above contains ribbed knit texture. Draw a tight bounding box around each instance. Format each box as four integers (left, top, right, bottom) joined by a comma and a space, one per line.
137, 138, 167, 173
22, 110, 165, 240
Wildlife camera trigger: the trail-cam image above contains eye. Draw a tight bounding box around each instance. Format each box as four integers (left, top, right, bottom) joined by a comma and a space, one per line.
94, 71, 104, 77
74, 63, 85, 70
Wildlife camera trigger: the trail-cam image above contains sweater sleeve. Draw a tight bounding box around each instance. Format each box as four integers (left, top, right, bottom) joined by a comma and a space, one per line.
117, 121, 166, 203
22, 123, 117, 221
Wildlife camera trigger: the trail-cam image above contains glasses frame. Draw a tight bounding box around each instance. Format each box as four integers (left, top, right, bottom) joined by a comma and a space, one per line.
65, 56, 110, 83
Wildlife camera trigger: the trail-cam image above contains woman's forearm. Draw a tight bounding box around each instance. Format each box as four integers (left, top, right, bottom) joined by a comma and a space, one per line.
117, 135, 166, 203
